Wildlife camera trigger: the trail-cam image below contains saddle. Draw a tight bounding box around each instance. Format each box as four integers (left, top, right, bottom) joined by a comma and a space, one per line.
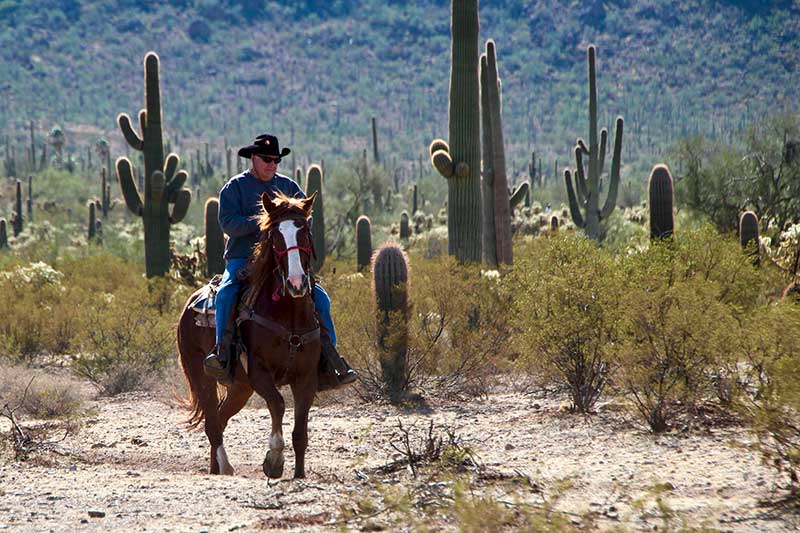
187, 274, 223, 328
188, 269, 255, 329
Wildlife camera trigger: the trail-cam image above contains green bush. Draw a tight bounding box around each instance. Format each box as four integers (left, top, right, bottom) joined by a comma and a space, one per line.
326, 253, 514, 401
614, 234, 746, 432
509, 233, 624, 412
737, 302, 800, 497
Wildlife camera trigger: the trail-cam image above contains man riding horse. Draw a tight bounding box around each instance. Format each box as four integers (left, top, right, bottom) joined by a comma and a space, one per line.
204, 133, 357, 389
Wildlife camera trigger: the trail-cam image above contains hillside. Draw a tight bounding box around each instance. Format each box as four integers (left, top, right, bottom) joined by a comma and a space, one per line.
0, 0, 799, 182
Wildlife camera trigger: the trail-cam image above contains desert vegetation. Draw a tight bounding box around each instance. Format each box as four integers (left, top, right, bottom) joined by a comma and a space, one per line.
1, 0, 799, 530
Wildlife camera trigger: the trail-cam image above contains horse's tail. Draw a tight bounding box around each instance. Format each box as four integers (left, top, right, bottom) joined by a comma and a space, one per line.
176, 308, 224, 429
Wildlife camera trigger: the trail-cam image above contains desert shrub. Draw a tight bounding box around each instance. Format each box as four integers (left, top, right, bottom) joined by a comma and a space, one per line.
0, 363, 84, 419
509, 233, 624, 413
0, 261, 73, 357
614, 237, 742, 432
71, 276, 188, 395
327, 253, 515, 401
736, 302, 800, 497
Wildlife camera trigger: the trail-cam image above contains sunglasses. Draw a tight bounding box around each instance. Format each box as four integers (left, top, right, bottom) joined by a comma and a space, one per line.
257, 155, 282, 164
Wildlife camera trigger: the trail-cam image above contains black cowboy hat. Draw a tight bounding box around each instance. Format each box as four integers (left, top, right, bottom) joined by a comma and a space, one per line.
237, 133, 291, 159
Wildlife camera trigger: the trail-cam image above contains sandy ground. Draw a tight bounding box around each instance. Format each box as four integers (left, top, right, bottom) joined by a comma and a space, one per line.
1, 382, 798, 532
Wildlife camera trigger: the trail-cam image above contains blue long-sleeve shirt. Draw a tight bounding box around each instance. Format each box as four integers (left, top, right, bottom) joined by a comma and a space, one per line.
218, 170, 305, 260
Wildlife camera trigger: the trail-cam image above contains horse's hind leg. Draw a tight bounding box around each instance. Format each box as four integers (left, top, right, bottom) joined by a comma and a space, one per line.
198, 380, 234, 476
219, 383, 253, 432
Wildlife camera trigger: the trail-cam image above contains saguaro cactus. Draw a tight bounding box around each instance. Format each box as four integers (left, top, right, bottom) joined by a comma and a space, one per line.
26, 174, 33, 222
305, 164, 326, 272
564, 45, 624, 241
429, 0, 482, 263
0, 218, 7, 249
88, 202, 97, 242
205, 198, 225, 276
479, 40, 513, 267
372, 243, 410, 401
371, 116, 380, 164
648, 164, 675, 240
399, 211, 411, 240
356, 215, 373, 272
739, 210, 760, 265
116, 52, 192, 277
11, 179, 23, 237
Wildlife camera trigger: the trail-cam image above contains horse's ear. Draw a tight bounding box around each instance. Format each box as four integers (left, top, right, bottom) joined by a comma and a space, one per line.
263, 192, 283, 214
261, 192, 273, 212
303, 191, 318, 215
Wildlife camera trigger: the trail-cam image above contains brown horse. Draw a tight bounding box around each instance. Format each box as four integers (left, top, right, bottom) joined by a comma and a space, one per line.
177, 192, 320, 478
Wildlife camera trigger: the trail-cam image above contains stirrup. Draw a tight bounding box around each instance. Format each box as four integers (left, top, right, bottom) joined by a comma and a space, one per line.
204, 345, 233, 384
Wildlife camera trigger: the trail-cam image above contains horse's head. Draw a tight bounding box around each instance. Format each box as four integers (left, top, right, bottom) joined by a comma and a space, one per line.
253, 192, 318, 300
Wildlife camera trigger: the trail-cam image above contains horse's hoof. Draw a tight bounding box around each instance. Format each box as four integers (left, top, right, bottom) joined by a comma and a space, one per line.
221, 464, 235, 476
293, 470, 305, 479
263, 450, 285, 479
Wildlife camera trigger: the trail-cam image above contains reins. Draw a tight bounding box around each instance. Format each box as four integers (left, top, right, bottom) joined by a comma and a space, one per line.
238, 209, 319, 373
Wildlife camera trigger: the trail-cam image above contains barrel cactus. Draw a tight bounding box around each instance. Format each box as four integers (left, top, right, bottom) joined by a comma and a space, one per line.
648, 164, 675, 240
739, 210, 760, 265
205, 198, 225, 276
356, 215, 373, 272
372, 243, 410, 401
564, 45, 624, 241
116, 52, 192, 277
429, 0, 481, 263
305, 164, 325, 272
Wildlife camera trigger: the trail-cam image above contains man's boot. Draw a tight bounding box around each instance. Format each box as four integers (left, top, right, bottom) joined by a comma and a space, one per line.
204, 322, 236, 385
317, 320, 357, 392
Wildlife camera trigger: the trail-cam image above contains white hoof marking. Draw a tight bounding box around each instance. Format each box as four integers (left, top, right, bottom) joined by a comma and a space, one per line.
216, 444, 234, 476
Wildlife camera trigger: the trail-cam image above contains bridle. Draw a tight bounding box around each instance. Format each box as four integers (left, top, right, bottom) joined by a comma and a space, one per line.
237, 210, 320, 373
266, 214, 316, 302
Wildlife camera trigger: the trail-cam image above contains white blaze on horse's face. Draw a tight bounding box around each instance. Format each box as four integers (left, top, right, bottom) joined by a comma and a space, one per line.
278, 219, 308, 297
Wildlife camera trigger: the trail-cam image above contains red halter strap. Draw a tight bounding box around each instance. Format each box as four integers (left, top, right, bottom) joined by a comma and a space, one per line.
272, 245, 313, 259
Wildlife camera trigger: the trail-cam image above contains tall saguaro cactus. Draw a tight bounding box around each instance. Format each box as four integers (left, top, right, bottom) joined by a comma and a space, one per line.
480, 40, 513, 267
11, 179, 23, 237
564, 45, 624, 241
305, 164, 326, 272
116, 52, 192, 277
429, 0, 482, 263
648, 164, 675, 240
204, 198, 225, 276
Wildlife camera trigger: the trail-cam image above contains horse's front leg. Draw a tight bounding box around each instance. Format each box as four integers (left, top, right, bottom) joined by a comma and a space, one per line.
248, 359, 286, 479
290, 373, 317, 479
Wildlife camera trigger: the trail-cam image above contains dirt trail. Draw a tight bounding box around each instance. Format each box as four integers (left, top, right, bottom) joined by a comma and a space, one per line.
0, 387, 796, 532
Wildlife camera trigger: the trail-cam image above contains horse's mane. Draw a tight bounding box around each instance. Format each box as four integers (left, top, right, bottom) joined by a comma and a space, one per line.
247, 193, 310, 303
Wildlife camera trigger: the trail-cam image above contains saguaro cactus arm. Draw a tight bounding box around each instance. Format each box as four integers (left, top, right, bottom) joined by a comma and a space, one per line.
564, 169, 586, 228
116, 157, 143, 215
118, 112, 144, 151
169, 189, 192, 224
430, 139, 455, 178
600, 118, 624, 219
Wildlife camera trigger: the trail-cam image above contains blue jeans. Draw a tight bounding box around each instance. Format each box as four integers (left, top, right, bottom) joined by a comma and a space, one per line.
214, 258, 336, 346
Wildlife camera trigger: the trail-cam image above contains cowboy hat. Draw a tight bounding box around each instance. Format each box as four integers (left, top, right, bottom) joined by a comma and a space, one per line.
237, 133, 291, 159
